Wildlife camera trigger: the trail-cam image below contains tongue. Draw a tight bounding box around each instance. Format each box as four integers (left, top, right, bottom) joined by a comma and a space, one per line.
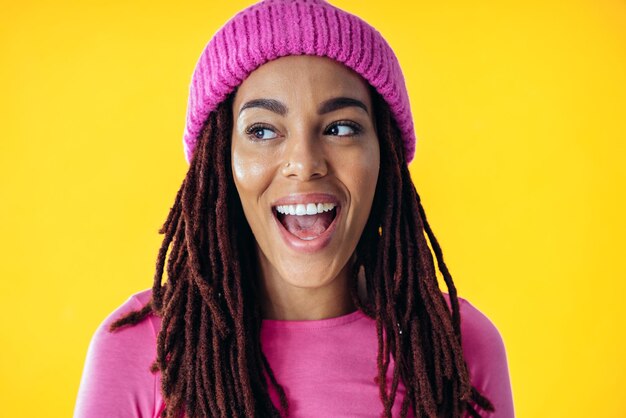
281, 211, 335, 240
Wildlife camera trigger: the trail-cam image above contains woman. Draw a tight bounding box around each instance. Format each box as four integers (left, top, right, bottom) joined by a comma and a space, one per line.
74, 1, 514, 417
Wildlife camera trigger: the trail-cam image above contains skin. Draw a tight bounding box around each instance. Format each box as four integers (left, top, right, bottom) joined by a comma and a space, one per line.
231, 55, 380, 320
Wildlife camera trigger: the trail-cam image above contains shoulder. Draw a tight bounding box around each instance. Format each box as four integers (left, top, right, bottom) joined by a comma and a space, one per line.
457, 296, 506, 358
74, 289, 163, 418
444, 294, 515, 417
87, 289, 159, 360
441, 293, 506, 359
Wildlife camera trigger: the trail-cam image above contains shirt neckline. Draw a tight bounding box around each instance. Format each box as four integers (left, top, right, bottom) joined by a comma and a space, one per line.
261, 309, 369, 330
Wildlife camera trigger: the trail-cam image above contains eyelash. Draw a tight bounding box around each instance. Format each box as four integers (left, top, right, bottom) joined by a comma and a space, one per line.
245, 123, 276, 141
245, 121, 363, 141
325, 120, 363, 137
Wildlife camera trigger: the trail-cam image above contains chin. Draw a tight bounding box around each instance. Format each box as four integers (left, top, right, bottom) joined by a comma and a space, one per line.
258, 246, 352, 291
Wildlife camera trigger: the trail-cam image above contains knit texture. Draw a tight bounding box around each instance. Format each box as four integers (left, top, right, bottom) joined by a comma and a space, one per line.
183, 0, 416, 163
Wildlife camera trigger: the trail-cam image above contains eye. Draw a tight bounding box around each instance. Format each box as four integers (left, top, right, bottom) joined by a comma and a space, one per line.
245, 124, 278, 141
325, 121, 362, 137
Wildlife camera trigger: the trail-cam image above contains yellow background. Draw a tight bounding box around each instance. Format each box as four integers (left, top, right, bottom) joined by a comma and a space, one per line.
1, 0, 625, 416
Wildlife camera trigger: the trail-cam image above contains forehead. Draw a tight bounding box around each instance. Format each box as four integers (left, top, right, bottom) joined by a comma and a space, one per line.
232, 55, 372, 110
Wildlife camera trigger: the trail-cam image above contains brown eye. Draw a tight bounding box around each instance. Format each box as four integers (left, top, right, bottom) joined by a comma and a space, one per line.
246, 124, 278, 141
325, 121, 362, 137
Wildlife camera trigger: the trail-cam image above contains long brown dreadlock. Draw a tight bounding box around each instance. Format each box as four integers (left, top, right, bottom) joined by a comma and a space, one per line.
110, 89, 495, 418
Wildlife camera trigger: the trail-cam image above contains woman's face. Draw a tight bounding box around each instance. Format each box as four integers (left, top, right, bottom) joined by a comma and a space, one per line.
231, 55, 380, 293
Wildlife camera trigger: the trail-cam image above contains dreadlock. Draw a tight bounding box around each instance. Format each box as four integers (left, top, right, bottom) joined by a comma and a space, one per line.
110, 89, 495, 417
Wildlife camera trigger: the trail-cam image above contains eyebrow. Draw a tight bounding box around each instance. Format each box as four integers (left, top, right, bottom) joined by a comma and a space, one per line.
238, 96, 369, 116
239, 98, 287, 116
319, 97, 369, 115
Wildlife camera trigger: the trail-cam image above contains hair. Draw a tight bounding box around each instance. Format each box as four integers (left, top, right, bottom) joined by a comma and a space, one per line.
110, 88, 495, 418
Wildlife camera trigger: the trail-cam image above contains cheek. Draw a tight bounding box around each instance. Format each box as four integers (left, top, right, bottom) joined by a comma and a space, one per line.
230, 138, 280, 232
337, 139, 380, 225
232, 151, 266, 192
352, 141, 381, 201
232, 141, 267, 198
366, 144, 381, 185
358, 144, 380, 225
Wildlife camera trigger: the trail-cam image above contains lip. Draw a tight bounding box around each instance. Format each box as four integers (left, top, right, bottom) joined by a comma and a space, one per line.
271, 193, 341, 253
271, 193, 339, 207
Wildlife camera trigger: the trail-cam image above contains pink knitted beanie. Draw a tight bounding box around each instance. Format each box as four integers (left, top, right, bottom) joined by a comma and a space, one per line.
183, 0, 416, 163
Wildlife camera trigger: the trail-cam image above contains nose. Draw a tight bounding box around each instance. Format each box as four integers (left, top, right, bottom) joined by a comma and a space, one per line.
280, 131, 328, 181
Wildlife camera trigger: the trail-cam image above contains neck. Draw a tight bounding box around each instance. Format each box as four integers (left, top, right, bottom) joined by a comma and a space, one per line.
258, 262, 356, 321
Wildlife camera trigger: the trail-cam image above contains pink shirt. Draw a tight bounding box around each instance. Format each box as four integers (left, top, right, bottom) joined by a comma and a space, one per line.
74, 290, 514, 417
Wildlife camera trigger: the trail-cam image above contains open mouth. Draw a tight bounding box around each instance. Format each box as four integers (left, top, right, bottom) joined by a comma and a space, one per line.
274, 203, 339, 241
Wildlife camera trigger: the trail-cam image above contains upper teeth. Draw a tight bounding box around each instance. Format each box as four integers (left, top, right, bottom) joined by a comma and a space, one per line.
275, 203, 336, 215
